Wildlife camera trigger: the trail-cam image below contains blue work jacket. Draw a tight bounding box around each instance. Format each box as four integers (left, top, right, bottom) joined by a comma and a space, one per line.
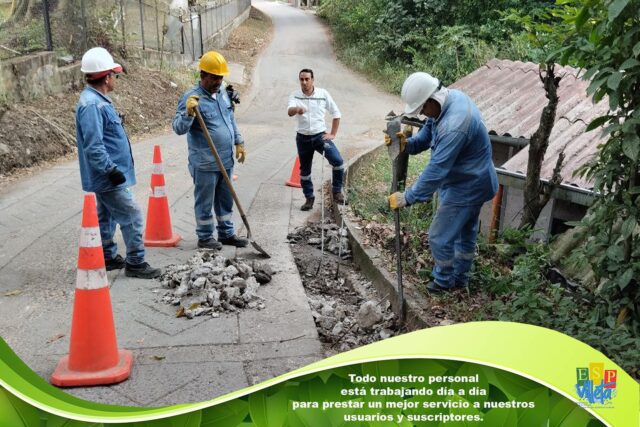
404, 89, 498, 207
172, 84, 244, 172
75, 86, 136, 193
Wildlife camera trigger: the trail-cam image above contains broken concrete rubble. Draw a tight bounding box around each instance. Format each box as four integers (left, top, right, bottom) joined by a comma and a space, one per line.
289, 219, 399, 356
158, 251, 272, 318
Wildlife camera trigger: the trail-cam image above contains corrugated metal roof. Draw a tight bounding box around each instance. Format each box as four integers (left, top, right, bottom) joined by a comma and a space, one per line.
451, 59, 608, 190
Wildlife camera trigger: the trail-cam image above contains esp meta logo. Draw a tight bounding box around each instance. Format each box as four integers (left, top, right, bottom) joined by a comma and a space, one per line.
576, 363, 617, 406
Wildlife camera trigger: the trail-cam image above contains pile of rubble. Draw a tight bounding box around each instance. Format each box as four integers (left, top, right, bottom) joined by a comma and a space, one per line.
157, 251, 273, 319
287, 222, 352, 260
289, 221, 399, 354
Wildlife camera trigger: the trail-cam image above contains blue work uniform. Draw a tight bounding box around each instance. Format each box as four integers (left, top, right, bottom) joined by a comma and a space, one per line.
404, 89, 498, 288
75, 86, 145, 265
172, 83, 244, 241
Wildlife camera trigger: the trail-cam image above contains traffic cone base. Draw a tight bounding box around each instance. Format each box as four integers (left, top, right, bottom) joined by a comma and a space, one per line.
51, 349, 133, 387
144, 232, 182, 247
285, 157, 302, 188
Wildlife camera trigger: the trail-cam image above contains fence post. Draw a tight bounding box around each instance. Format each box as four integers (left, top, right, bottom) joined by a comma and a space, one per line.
119, 0, 127, 54
180, 14, 185, 54
138, 0, 145, 50
80, 0, 87, 52
198, 11, 203, 57
190, 14, 195, 61
42, 0, 53, 51
155, 0, 161, 50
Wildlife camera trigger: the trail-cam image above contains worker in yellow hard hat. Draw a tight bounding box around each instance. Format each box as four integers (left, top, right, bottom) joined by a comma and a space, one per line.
172, 51, 248, 249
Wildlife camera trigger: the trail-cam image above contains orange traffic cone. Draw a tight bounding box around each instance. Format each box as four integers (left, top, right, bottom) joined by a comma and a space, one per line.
51, 194, 133, 387
285, 156, 302, 188
144, 145, 181, 247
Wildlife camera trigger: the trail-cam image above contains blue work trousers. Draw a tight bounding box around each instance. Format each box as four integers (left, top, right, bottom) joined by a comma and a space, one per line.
190, 166, 235, 241
95, 188, 145, 266
428, 203, 483, 288
296, 132, 344, 199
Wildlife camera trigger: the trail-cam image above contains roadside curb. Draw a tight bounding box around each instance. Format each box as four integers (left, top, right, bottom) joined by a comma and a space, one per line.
332, 145, 432, 331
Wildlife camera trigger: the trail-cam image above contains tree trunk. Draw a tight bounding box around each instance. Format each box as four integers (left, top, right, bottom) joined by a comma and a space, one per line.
519, 63, 562, 229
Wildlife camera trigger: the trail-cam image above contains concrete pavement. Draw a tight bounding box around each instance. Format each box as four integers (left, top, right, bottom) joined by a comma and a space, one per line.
0, 0, 401, 406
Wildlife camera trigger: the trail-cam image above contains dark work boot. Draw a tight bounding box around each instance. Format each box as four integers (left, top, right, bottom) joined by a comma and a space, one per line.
332, 192, 348, 205
301, 197, 315, 211
219, 235, 249, 248
198, 238, 223, 250
125, 262, 162, 279
105, 254, 125, 271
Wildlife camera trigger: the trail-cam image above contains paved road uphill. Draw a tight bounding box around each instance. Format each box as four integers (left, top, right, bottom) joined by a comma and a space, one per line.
0, 0, 401, 406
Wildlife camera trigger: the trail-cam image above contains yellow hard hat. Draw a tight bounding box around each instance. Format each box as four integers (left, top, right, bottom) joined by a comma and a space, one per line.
199, 51, 229, 76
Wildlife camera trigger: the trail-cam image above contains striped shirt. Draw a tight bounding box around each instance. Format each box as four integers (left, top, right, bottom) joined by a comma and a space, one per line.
288, 87, 341, 135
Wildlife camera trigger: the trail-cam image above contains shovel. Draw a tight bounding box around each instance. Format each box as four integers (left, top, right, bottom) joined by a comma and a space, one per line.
194, 107, 270, 258
386, 116, 404, 324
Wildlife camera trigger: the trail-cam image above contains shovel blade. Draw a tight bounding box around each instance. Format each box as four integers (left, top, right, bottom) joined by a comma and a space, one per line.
250, 239, 271, 258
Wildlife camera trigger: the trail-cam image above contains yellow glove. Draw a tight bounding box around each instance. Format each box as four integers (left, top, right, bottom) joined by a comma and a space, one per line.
388, 192, 407, 210
186, 95, 200, 117
383, 131, 407, 152
235, 144, 246, 163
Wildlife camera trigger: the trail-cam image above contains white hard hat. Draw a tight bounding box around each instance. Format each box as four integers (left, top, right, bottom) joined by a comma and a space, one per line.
81, 47, 123, 79
401, 72, 440, 117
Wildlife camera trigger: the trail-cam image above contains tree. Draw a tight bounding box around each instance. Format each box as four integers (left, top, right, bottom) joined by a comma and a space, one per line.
502, 6, 572, 229
555, 0, 640, 330
518, 63, 565, 229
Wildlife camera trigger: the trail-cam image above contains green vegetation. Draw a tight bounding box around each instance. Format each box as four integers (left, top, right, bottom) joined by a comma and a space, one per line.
349, 148, 640, 378
318, 0, 558, 92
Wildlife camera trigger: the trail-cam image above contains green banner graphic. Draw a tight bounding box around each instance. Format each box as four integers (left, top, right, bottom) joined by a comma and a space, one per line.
0, 322, 637, 426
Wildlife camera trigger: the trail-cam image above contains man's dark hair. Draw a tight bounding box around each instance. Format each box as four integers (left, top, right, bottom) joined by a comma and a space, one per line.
299, 68, 314, 78
86, 75, 109, 85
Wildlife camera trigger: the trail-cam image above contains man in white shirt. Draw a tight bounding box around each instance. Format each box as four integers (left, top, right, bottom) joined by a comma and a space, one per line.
287, 69, 345, 211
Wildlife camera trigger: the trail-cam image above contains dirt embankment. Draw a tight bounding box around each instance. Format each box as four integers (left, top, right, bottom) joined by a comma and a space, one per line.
0, 6, 272, 184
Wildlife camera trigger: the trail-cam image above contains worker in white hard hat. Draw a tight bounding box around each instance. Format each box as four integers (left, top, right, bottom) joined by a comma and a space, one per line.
75, 47, 161, 279
172, 51, 248, 250
386, 72, 498, 292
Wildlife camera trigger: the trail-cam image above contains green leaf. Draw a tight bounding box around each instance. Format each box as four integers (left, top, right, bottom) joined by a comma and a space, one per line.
550, 396, 596, 427
585, 116, 610, 132
201, 399, 249, 427
634, 41, 640, 57
517, 387, 549, 427
0, 388, 40, 427
607, 72, 623, 90
620, 58, 640, 70
622, 137, 640, 161
482, 407, 518, 427
618, 268, 634, 290
608, 0, 629, 21
575, 6, 590, 30
168, 412, 202, 427
249, 389, 288, 427
621, 217, 636, 239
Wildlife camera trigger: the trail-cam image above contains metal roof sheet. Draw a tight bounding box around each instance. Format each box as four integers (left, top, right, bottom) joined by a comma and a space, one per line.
451, 59, 608, 190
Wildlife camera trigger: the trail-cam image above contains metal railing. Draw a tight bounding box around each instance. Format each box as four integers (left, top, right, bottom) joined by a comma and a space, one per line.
0, 0, 251, 61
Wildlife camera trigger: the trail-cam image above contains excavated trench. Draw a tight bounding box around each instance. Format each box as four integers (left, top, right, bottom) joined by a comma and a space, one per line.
288, 210, 402, 357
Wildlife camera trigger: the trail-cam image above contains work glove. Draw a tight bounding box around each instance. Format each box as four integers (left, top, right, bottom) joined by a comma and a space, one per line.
186, 95, 200, 117
383, 131, 407, 153
235, 144, 246, 163
388, 191, 407, 210
107, 167, 126, 186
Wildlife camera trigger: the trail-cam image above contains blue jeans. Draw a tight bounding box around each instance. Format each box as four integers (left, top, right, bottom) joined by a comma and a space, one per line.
189, 165, 235, 241
296, 132, 344, 199
428, 203, 483, 288
95, 188, 145, 266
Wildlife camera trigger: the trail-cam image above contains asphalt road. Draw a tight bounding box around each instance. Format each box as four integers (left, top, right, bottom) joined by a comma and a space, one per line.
0, 0, 401, 406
